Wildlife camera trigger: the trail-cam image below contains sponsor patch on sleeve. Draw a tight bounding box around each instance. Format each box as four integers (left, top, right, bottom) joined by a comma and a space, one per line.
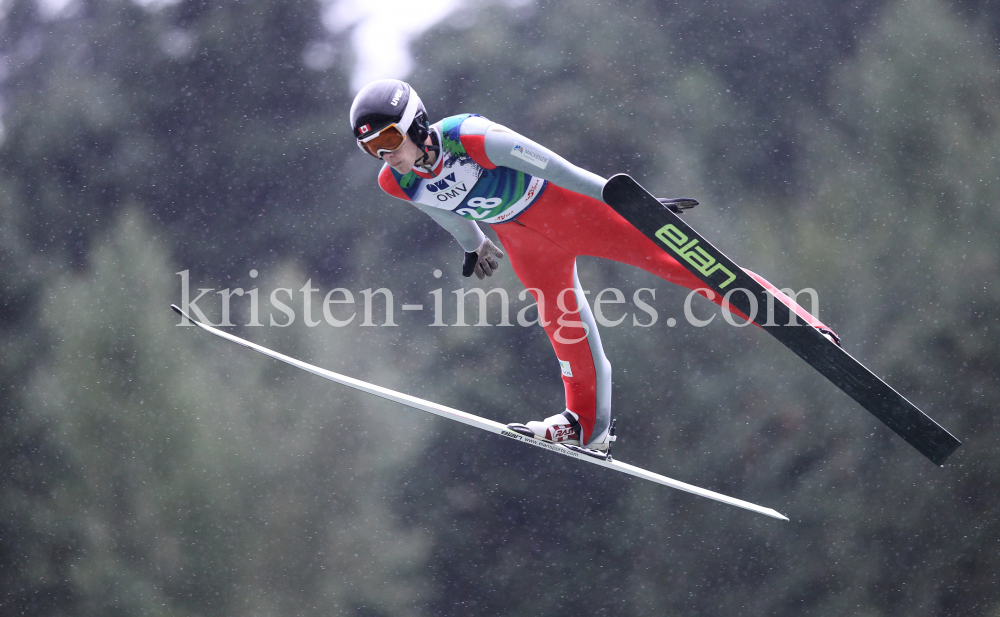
511, 143, 550, 169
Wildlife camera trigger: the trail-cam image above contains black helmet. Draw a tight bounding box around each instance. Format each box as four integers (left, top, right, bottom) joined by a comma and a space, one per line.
350, 80, 430, 158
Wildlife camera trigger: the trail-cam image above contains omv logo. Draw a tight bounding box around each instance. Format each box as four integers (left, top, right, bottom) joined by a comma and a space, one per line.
425, 173, 457, 193
425, 172, 470, 203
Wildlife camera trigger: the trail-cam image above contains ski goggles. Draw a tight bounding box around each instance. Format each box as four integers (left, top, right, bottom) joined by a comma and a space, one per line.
357, 123, 408, 158
356, 90, 421, 159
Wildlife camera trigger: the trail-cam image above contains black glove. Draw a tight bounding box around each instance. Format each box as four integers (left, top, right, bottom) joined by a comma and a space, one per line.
657, 197, 699, 214
462, 238, 505, 279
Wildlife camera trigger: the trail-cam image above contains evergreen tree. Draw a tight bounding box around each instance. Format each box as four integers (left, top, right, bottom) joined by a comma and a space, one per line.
19, 209, 430, 616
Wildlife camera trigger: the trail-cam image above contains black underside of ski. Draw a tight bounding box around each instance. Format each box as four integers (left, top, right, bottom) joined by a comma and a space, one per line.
602, 174, 961, 465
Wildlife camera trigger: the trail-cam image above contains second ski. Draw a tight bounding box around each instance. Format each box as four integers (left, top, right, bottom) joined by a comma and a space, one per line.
602, 174, 960, 465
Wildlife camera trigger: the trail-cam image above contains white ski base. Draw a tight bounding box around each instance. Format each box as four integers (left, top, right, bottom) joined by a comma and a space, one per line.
171, 304, 788, 521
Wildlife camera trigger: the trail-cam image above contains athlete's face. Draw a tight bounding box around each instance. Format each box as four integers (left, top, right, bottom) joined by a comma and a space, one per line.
381, 135, 424, 174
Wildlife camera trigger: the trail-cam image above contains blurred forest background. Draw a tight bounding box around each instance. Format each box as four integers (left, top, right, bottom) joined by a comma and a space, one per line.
2, 0, 999, 615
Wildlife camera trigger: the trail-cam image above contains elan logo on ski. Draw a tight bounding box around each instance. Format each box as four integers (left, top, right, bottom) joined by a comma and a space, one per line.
655, 224, 737, 289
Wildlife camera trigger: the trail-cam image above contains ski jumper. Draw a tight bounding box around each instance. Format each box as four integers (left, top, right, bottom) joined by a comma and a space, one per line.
377, 114, 832, 447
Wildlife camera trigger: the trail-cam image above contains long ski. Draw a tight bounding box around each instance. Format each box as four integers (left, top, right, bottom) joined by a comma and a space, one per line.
602, 174, 961, 465
171, 304, 788, 521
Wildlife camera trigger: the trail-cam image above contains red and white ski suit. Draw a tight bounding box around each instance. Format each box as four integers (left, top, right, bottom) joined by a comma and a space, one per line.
377, 113, 832, 447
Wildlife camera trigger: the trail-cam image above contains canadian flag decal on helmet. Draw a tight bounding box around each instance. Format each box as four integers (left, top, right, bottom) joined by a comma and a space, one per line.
358, 124, 371, 135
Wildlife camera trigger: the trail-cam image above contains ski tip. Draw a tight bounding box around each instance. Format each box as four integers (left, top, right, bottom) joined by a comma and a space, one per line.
756, 508, 789, 521
171, 304, 195, 324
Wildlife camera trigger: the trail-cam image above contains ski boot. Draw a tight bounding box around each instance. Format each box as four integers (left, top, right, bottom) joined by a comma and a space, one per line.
560, 418, 617, 461
507, 412, 617, 460
507, 410, 582, 446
